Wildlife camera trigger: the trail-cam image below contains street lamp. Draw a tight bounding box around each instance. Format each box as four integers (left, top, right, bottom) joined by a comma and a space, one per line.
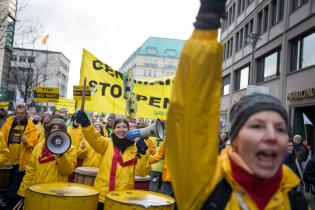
247, 32, 260, 85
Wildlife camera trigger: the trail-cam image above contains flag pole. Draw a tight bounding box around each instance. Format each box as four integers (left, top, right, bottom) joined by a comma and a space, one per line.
81, 77, 87, 111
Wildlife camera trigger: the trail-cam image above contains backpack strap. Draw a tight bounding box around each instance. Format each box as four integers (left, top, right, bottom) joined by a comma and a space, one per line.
288, 190, 309, 210
201, 178, 232, 210
202, 178, 309, 210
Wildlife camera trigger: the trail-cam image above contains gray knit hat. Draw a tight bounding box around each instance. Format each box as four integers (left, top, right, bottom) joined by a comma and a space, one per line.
229, 93, 288, 141
45, 118, 67, 138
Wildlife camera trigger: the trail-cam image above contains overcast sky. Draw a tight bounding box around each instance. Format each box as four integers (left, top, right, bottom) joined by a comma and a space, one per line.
19, 0, 199, 98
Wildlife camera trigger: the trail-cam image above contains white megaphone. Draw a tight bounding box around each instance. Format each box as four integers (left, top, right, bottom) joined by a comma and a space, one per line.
126, 119, 164, 140
46, 130, 72, 155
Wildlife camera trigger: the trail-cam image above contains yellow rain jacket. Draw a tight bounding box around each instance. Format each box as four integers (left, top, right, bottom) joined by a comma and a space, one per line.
77, 139, 101, 167
1, 116, 39, 171
17, 141, 76, 197
67, 125, 84, 154
149, 142, 169, 182
36, 122, 46, 143
165, 29, 301, 210
81, 124, 150, 203
146, 137, 157, 155
0, 132, 9, 166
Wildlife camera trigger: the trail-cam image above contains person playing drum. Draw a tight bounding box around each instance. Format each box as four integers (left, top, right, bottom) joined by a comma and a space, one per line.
17, 117, 76, 198
75, 114, 150, 210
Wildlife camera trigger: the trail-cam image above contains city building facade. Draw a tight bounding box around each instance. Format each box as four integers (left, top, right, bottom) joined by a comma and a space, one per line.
221, 0, 315, 144
0, 0, 17, 102
10, 48, 70, 104
120, 37, 185, 79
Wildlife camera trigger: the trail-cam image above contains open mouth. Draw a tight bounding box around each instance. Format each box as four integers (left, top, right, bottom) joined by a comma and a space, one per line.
256, 151, 277, 165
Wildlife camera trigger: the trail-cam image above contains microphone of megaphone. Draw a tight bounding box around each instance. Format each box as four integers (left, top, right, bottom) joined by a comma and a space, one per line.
126, 119, 164, 140
46, 130, 71, 155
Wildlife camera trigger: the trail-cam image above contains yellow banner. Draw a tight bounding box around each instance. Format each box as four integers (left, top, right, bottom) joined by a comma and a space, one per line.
0, 102, 9, 108
73, 86, 91, 101
55, 97, 76, 114
79, 49, 173, 120
35, 86, 59, 103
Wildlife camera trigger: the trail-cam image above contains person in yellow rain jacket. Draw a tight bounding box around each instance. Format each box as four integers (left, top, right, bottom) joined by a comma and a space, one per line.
77, 121, 103, 167
149, 141, 172, 194
0, 104, 38, 208
164, 1, 309, 210
0, 132, 9, 166
37, 111, 52, 143
67, 113, 84, 155
17, 117, 76, 197
76, 113, 150, 210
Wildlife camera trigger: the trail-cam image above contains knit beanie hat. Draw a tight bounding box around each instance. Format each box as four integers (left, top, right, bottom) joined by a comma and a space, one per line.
45, 117, 67, 139
229, 93, 288, 141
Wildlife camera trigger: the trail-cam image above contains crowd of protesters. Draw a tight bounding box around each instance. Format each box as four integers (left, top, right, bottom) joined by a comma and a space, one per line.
0, 0, 314, 209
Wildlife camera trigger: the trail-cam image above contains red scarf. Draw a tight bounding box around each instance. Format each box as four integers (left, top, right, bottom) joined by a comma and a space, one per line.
230, 156, 282, 210
38, 145, 55, 164
109, 145, 138, 191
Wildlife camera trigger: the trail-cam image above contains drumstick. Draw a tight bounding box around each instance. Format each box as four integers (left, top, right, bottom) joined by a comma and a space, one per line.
81, 77, 87, 111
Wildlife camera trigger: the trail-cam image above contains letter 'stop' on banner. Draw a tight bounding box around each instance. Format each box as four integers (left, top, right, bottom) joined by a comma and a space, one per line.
78, 49, 174, 120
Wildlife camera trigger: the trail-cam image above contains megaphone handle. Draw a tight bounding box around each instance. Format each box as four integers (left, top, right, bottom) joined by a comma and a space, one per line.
81, 77, 87, 111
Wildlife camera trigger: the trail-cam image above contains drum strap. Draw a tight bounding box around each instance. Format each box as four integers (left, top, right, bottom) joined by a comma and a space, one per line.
109, 146, 138, 191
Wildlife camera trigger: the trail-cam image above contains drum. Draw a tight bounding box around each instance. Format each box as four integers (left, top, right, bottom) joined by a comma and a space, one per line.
105, 190, 175, 210
135, 175, 150, 191
74, 167, 99, 186
0, 165, 13, 190
24, 182, 99, 210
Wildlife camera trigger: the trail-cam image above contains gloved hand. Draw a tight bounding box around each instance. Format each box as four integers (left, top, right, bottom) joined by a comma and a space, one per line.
136, 137, 148, 156
194, 0, 227, 29
76, 110, 91, 127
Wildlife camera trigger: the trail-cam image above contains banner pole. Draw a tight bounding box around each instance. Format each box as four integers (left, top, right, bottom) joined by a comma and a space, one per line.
81, 77, 87, 111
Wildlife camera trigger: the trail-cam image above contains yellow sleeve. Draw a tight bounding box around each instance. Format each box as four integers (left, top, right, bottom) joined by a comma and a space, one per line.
135, 151, 150, 177
23, 122, 39, 148
0, 133, 9, 166
165, 29, 222, 210
149, 142, 164, 164
55, 145, 77, 176
18, 145, 38, 197
77, 140, 89, 159
146, 137, 157, 155
81, 124, 109, 154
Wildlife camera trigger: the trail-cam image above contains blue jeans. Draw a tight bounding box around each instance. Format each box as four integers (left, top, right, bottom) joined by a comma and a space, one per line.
149, 171, 162, 192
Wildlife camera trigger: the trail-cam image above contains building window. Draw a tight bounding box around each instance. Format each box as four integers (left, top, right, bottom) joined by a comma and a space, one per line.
257, 50, 280, 83
236, 29, 244, 52
291, 0, 308, 11
244, 19, 253, 46
28, 56, 35, 63
222, 74, 231, 96
147, 47, 157, 55
143, 70, 147, 76
148, 70, 152, 77
19, 56, 26, 62
291, 32, 315, 71
166, 49, 176, 57
11, 55, 17, 61
238, 0, 245, 16
234, 66, 249, 91
258, 6, 269, 34
271, 0, 284, 26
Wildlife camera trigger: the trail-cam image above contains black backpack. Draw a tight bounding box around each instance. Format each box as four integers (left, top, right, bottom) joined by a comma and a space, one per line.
202, 178, 309, 210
